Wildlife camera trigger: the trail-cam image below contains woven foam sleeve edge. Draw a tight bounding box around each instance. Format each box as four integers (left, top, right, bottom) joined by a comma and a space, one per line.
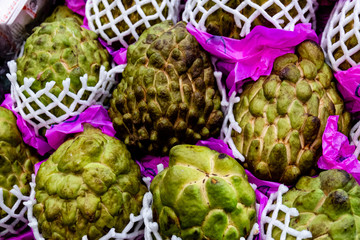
6, 60, 121, 135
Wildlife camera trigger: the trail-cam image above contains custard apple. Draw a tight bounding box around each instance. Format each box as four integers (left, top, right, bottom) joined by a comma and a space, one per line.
322, 0, 360, 71
183, 0, 318, 39
34, 125, 147, 240
109, 21, 224, 156
232, 40, 350, 185
88, 0, 178, 49
44, 5, 83, 25
150, 145, 257, 240
0, 107, 39, 236
16, 15, 110, 131
269, 169, 360, 240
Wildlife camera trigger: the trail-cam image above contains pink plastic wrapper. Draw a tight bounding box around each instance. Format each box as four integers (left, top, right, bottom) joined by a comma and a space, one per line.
1, 94, 52, 155
7, 230, 35, 240
66, 0, 128, 65
137, 138, 281, 238
335, 66, 360, 114
45, 105, 116, 149
186, 23, 318, 95
318, 115, 360, 184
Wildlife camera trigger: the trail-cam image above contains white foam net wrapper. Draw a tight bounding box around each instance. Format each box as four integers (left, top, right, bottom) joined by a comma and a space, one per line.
26, 175, 153, 240
321, 0, 360, 72
182, 0, 318, 39
350, 120, 360, 159
86, 0, 181, 48
6, 60, 121, 135
261, 185, 312, 240
0, 184, 31, 237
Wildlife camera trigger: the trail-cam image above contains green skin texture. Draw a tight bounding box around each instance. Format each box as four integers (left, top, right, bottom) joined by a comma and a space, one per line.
91, 0, 169, 48
150, 145, 256, 240
331, 9, 360, 70
109, 21, 224, 156
0, 107, 38, 234
198, 0, 311, 39
233, 41, 351, 185
44, 5, 83, 25
34, 126, 148, 240
16, 12, 110, 125
271, 169, 360, 240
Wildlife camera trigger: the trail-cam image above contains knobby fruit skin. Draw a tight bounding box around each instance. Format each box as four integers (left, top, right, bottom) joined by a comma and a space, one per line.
34, 125, 147, 240
233, 40, 350, 185
0, 107, 39, 236
270, 169, 360, 240
150, 144, 256, 240
16, 9, 110, 128
109, 21, 224, 157
192, 0, 316, 39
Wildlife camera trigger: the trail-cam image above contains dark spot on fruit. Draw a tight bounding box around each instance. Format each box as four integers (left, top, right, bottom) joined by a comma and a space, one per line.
218, 153, 226, 159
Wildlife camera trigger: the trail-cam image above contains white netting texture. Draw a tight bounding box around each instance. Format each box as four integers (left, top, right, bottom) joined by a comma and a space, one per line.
0, 185, 30, 237
7, 60, 121, 135
182, 0, 318, 39
86, 0, 180, 48
26, 175, 152, 240
349, 120, 360, 159
321, 0, 360, 71
261, 184, 312, 240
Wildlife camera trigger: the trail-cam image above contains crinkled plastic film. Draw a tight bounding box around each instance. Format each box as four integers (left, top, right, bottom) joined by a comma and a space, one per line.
6, 60, 119, 135
0, 184, 30, 237
182, 0, 318, 39
26, 175, 153, 240
261, 185, 312, 240
85, 0, 180, 48
321, 0, 360, 71
350, 120, 360, 159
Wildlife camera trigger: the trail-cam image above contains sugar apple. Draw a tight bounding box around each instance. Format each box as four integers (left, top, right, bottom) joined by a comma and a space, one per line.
88, 0, 176, 49
323, 0, 360, 71
269, 169, 360, 240
109, 21, 224, 156
0, 107, 39, 236
150, 144, 257, 240
34, 125, 147, 240
16, 15, 110, 131
44, 5, 83, 25
183, 0, 317, 39
232, 40, 351, 185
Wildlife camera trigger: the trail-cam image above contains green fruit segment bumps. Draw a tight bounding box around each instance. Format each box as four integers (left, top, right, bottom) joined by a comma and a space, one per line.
195, 0, 315, 39
34, 125, 147, 240
233, 40, 350, 185
109, 21, 224, 156
0, 107, 38, 234
270, 169, 360, 240
16, 9, 110, 122
150, 145, 256, 240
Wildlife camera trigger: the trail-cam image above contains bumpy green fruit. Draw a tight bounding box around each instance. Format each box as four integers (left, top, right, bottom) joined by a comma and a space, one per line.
191, 0, 316, 39
16, 16, 110, 124
44, 5, 83, 24
0, 107, 38, 235
34, 125, 147, 240
233, 40, 350, 185
109, 21, 224, 156
90, 0, 169, 48
151, 145, 256, 240
270, 169, 360, 240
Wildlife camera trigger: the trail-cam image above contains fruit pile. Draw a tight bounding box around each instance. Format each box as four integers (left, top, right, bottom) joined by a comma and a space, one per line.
1, 0, 360, 240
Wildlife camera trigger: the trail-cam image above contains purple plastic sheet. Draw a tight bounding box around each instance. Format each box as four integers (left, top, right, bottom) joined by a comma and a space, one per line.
335, 65, 360, 114
318, 116, 360, 184
45, 105, 116, 150
1, 94, 53, 155
137, 138, 281, 238
65, 0, 128, 65
186, 23, 318, 95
